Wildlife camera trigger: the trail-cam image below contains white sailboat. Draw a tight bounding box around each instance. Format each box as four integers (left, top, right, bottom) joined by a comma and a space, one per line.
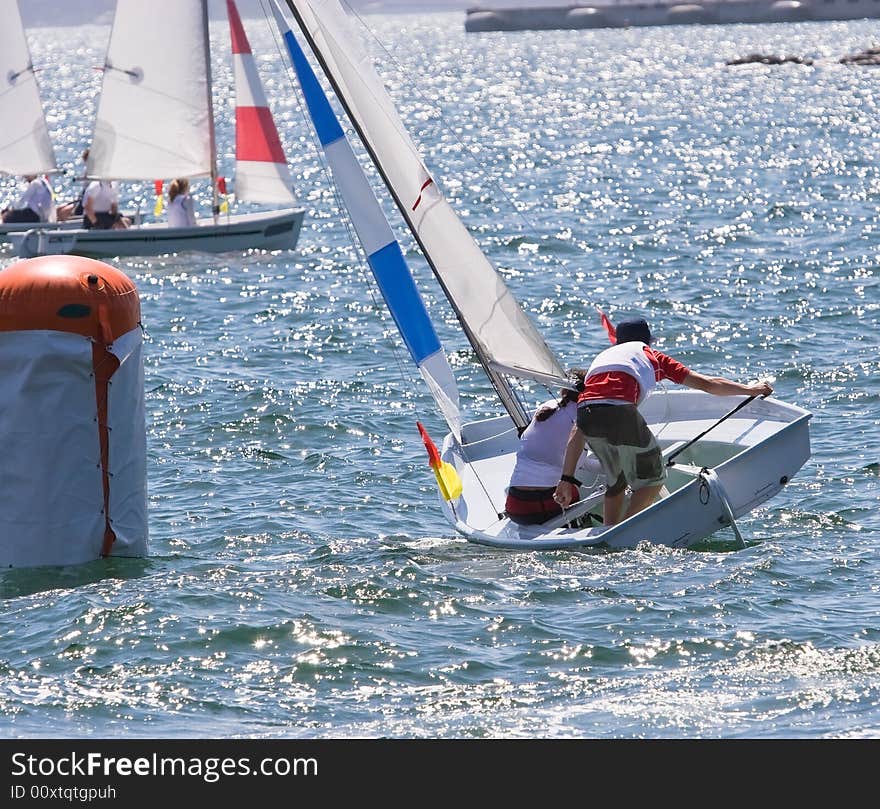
276, 0, 812, 551
0, 0, 77, 242
11, 0, 305, 260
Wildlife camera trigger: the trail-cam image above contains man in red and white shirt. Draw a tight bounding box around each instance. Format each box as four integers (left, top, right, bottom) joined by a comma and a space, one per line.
554, 317, 773, 527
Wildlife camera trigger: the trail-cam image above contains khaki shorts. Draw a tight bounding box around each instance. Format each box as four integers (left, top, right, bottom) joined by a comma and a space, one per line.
576, 403, 665, 496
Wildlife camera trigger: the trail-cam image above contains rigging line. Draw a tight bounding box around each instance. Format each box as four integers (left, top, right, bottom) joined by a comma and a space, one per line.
665, 394, 759, 467
258, 0, 421, 396
265, 3, 574, 526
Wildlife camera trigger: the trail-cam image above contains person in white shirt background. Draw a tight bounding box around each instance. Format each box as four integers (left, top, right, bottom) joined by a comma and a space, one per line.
82, 179, 130, 230
1, 174, 55, 223
56, 149, 91, 221
166, 178, 197, 228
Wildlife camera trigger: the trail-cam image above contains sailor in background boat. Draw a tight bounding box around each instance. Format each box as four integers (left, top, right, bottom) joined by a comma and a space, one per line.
166, 178, 197, 228
554, 317, 774, 526
1, 174, 54, 224
82, 179, 130, 230
504, 369, 589, 525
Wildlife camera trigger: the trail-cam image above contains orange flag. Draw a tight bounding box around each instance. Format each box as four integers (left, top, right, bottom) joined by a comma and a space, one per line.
596, 306, 616, 344
416, 422, 462, 501
153, 180, 164, 216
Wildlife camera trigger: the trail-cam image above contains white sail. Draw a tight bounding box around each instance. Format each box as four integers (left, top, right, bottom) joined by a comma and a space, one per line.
0, 0, 58, 176
283, 0, 567, 390
87, 0, 213, 180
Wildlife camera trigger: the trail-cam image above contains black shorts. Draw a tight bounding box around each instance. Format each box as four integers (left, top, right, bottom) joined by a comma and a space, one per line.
576, 402, 665, 494
84, 211, 122, 230
2, 208, 40, 223
505, 485, 580, 526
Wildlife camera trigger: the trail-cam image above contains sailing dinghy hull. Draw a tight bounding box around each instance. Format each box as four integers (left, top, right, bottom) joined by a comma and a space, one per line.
440, 389, 812, 550
0, 218, 84, 245
10, 207, 305, 259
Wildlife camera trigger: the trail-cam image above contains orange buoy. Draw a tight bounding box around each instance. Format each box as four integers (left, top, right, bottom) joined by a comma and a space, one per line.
0, 256, 148, 568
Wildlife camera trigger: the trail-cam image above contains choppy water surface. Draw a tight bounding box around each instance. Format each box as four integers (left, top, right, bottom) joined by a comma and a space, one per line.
1, 13, 878, 739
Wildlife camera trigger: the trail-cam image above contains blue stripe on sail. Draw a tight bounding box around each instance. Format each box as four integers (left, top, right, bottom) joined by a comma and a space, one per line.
275, 5, 443, 369
367, 241, 441, 365
280, 28, 343, 147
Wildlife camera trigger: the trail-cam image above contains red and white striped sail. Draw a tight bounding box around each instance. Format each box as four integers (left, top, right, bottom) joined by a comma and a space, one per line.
228, 0, 296, 204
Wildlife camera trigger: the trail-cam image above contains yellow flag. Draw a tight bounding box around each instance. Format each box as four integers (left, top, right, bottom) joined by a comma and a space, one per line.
219, 198, 229, 214
433, 460, 463, 501
417, 422, 462, 501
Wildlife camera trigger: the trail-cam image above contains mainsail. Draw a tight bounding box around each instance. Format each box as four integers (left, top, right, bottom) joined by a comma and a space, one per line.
0, 0, 58, 176
272, 1, 461, 439
281, 0, 567, 429
86, 0, 214, 181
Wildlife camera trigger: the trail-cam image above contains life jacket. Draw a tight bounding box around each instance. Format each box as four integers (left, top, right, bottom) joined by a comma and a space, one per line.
586, 341, 657, 405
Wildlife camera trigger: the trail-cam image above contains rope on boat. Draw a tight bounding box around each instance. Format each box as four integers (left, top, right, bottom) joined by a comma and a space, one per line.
666, 394, 758, 467
698, 467, 746, 548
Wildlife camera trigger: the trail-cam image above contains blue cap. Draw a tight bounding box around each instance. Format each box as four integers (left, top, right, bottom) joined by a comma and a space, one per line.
615, 318, 651, 345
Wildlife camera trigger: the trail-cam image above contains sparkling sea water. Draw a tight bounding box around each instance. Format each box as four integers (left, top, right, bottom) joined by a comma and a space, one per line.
1, 12, 878, 739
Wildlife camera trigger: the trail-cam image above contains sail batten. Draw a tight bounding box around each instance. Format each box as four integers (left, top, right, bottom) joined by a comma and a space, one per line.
0, 0, 58, 176
281, 0, 567, 408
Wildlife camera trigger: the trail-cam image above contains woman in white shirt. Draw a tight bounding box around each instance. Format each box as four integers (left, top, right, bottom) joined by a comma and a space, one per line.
504, 368, 590, 525
166, 178, 197, 228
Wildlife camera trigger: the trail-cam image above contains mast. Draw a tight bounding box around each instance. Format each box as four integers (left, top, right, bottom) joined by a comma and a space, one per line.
282, 0, 532, 431
202, 0, 220, 221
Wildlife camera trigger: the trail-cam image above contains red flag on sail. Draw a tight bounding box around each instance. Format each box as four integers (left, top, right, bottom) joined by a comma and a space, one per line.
596, 306, 617, 344
416, 422, 462, 501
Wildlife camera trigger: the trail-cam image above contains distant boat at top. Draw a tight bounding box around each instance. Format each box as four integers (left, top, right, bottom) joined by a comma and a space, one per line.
11, 0, 305, 260
464, 0, 880, 33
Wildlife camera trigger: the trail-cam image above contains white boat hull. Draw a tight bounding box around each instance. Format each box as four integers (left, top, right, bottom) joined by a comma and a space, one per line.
0, 217, 84, 245
9, 208, 305, 258
440, 389, 812, 550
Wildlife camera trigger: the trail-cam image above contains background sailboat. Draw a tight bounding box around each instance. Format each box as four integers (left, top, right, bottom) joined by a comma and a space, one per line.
12, 0, 305, 259
276, 0, 812, 551
0, 0, 68, 242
